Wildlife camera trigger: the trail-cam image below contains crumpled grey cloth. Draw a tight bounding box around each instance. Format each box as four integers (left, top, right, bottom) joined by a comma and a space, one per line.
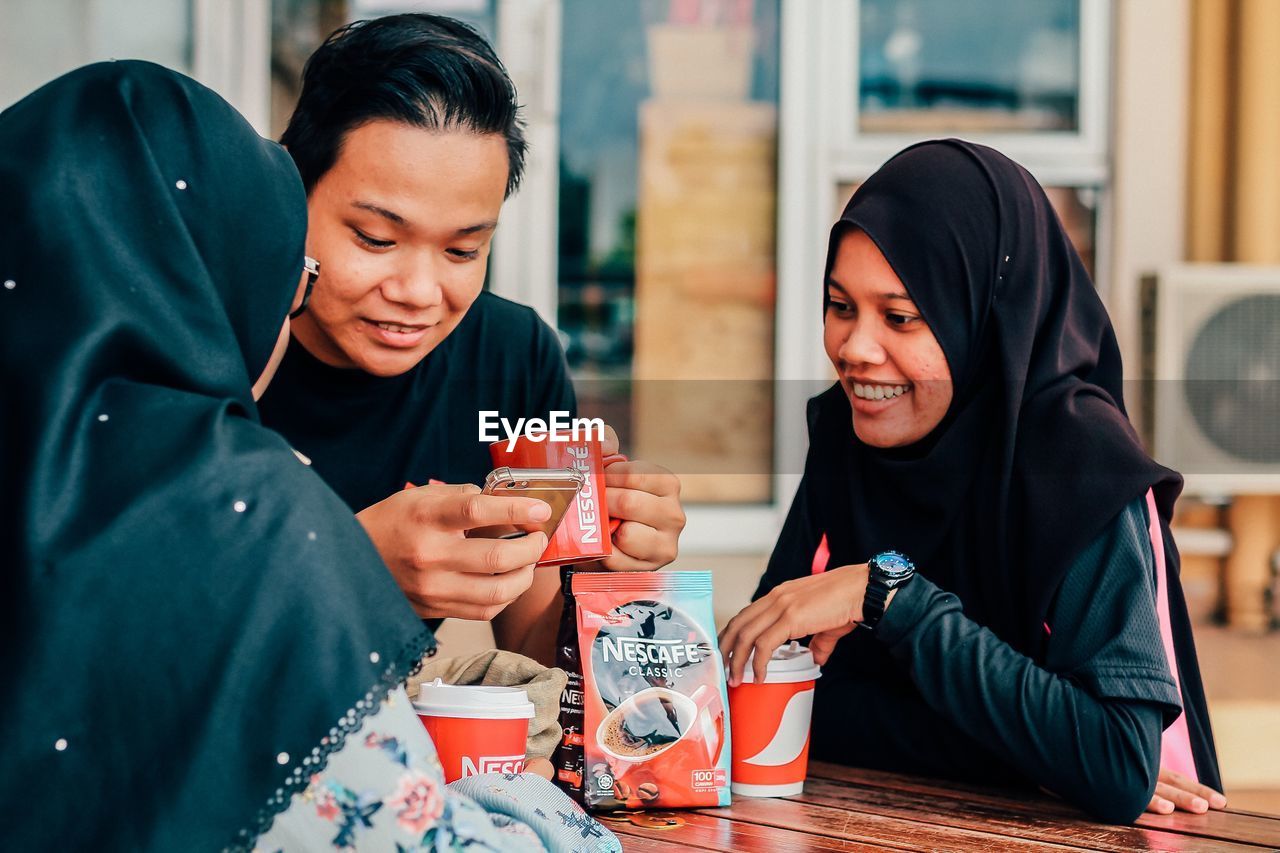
408, 650, 567, 759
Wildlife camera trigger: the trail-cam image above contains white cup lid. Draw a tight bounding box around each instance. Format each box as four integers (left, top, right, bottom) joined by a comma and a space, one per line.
412, 679, 535, 720
738, 641, 822, 684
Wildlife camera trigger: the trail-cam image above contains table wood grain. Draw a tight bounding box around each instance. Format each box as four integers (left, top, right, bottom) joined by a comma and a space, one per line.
606, 762, 1280, 851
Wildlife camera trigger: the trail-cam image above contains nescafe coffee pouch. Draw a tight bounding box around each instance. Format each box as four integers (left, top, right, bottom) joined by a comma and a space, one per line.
569, 571, 731, 810
553, 568, 587, 802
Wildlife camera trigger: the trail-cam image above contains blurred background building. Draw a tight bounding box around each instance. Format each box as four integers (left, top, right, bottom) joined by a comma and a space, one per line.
5, 0, 1278, 808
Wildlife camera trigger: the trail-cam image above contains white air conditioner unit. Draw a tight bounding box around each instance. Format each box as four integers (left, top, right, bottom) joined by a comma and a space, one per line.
1150, 264, 1280, 494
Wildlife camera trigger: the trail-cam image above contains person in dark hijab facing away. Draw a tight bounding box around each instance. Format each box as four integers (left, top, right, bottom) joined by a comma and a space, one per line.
0, 61, 618, 852
720, 140, 1224, 824
259, 14, 686, 665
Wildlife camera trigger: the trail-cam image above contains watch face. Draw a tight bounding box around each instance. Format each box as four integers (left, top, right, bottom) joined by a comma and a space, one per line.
872, 550, 914, 580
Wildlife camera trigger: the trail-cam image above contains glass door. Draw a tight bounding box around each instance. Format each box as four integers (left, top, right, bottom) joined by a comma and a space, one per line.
555, 0, 784, 508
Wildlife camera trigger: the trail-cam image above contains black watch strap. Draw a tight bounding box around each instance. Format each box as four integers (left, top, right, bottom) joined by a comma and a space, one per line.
861, 578, 891, 631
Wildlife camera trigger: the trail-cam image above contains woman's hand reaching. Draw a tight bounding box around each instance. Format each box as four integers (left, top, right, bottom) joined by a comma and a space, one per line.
719, 564, 870, 686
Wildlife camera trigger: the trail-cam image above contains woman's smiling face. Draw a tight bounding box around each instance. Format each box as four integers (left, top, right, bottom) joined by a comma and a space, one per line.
824, 228, 954, 448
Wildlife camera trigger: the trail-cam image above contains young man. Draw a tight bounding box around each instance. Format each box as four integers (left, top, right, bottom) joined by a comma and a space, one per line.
259, 14, 684, 665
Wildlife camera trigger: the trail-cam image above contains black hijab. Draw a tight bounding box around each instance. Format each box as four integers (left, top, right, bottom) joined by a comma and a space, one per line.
803, 139, 1219, 789
0, 62, 431, 850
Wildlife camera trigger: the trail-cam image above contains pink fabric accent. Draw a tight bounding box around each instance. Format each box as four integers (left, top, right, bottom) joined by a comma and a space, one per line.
811, 533, 830, 575
1147, 488, 1198, 782
1043, 621, 1052, 636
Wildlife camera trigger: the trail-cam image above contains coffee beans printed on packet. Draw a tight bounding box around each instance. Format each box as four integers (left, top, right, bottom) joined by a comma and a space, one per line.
568, 571, 732, 811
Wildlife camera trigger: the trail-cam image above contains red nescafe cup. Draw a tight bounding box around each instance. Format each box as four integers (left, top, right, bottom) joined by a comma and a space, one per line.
489, 435, 614, 566
728, 641, 821, 797
412, 680, 535, 783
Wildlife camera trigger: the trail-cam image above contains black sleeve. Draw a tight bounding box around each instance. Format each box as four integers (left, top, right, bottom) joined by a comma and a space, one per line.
873, 499, 1181, 824
526, 310, 577, 420
754, 476, 823, 600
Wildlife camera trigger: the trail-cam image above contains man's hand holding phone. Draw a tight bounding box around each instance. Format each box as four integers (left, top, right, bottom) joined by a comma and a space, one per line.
356, 483, 550, 620
594, 426, 685, 572
466, 467, 584, 543
489, 425, 686, 665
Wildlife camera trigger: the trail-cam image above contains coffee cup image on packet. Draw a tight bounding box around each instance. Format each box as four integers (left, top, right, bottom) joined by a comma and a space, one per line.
569, 570, 732, 811
596, 685, 721, 767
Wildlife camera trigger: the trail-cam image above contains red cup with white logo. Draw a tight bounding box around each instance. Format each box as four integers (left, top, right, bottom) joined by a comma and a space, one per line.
728, 641, 821, 797
489, 435, 618, 566
412, 679, 535, 782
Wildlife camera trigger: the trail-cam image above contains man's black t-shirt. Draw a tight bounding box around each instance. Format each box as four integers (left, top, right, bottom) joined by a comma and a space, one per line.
259, 291, 577, 513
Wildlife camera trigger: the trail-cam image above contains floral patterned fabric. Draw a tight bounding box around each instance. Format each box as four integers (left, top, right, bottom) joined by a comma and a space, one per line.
255, 687, 619, 852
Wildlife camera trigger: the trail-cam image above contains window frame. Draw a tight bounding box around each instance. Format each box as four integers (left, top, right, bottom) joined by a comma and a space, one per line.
826, 0, 1112, 184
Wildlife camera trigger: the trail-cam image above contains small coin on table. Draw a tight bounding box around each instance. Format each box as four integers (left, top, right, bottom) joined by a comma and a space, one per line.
628, 813, 686, 830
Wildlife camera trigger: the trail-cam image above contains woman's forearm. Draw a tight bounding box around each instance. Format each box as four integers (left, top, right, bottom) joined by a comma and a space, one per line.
878, 578, 1163, 824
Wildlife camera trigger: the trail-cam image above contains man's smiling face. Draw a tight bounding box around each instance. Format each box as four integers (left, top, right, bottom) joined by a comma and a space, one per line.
291, 119, 510, 376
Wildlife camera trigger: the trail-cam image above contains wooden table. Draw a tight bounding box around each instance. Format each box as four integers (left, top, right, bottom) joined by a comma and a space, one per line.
608, 762, 1280, 851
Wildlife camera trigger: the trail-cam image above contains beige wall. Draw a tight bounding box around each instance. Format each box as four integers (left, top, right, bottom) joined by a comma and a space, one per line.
1108, 0, 1190, 388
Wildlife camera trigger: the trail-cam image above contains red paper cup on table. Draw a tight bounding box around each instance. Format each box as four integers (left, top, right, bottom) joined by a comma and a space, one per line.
412, 679, 534, 782
489, 435, 622, 566
728, 641, 821, 797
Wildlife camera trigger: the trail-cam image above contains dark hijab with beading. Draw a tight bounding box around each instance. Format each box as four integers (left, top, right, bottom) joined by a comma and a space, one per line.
796, 139, 1219, 789
0, 62, 431, 850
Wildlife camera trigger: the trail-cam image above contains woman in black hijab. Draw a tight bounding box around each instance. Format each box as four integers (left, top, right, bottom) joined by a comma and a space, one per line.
0, 61, 617, 852
0, 57, 430, 850
720, 140, 1222, 824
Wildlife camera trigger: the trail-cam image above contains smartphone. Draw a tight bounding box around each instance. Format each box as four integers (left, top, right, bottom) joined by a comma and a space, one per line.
464, 466, 585, 541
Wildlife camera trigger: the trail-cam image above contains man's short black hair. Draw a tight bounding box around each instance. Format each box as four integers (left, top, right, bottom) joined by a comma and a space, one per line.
281, 13, 526, 197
